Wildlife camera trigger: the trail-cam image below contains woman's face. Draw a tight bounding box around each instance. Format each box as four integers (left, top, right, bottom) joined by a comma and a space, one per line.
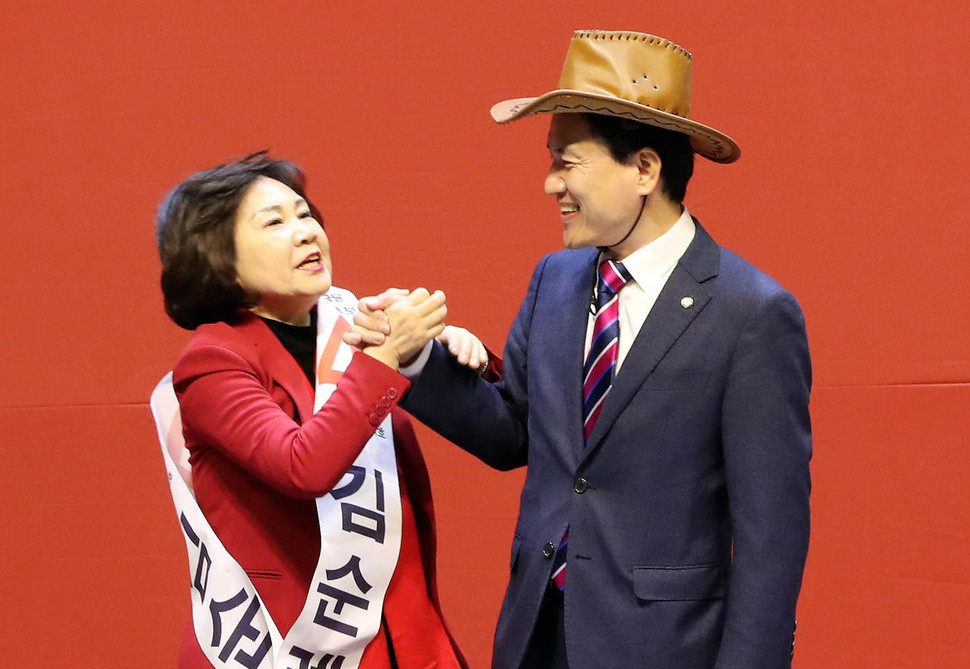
233, 176, 332, 325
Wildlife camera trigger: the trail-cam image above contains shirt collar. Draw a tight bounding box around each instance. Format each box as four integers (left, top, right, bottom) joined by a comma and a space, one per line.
604, 206, 696, 286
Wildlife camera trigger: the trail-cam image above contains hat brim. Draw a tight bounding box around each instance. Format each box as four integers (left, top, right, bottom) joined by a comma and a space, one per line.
491, 90, 740, 164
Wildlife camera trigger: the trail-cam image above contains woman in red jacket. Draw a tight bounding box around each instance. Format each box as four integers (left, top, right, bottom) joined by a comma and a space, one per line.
155, 153, 484, 668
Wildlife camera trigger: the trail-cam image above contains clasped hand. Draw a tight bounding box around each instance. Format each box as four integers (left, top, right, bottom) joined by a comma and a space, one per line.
343, 288, 488, 372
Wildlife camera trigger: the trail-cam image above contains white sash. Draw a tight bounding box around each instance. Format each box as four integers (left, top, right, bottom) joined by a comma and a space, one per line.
151, 287, 402, 669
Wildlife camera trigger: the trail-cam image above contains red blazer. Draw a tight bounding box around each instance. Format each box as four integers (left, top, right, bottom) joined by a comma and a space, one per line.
172, 310, 466, 668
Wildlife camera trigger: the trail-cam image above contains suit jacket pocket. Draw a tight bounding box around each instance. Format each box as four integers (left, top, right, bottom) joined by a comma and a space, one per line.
633, 564, 726, 601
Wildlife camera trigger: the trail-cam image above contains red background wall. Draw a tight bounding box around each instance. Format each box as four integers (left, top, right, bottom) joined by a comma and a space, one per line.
1, 2, 967, 666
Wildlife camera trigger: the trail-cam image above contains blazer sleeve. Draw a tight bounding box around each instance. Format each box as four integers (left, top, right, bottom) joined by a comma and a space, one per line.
715, 287, 812, 668
175, 343, 411, 499
401, 256, 551, 471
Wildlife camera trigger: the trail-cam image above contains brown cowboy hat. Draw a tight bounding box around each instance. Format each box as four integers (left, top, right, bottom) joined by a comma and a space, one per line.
491, 30, 741, 163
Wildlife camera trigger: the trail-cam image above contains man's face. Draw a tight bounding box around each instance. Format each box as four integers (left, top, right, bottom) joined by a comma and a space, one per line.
544, 114, 645, 251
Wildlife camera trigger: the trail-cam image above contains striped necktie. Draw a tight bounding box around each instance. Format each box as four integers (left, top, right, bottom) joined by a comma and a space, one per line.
583, 258, 633, 440
552, 258, 633, 591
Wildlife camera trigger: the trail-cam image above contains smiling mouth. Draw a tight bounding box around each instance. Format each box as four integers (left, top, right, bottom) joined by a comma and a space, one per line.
297, 252, 323, 270
560, 204, 579, 215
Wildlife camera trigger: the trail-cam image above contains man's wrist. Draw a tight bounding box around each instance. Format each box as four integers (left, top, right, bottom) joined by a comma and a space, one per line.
398, 340, 433, 379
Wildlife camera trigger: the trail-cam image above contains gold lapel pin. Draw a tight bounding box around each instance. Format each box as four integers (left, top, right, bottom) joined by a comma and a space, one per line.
681, 296, 695, 309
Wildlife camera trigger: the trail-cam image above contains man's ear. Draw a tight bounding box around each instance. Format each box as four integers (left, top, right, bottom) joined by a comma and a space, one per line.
633, 147, 662, 196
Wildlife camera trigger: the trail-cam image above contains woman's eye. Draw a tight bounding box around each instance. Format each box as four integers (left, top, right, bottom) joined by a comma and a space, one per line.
298, 210, 313, 219
265, 218, 283, 227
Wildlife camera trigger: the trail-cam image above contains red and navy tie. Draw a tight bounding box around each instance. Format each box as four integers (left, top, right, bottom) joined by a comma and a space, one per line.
552, 258, 633, 591
582, 259, 633, 440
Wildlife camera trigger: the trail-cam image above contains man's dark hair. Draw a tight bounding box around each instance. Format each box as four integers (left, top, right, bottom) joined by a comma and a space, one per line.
156, 151, 322, 330
583, 113, 695, 204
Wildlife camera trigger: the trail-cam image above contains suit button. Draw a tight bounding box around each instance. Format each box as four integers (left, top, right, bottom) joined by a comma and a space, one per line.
379, 395, 391, 408
368, 412, 381, 426
542, 542, 555, 558
387, 387, 398, 399
573, 477, 589, 494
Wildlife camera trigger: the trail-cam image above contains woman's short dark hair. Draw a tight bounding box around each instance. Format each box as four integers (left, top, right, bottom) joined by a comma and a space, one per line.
583, 113, 695, 204
156, 151, 322, 330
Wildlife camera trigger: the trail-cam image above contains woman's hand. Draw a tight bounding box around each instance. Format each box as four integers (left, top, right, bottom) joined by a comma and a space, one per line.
437, 325, 489, 374
345, 290, 493, 374
342, 289, 408, 348
358, 289, 447, 370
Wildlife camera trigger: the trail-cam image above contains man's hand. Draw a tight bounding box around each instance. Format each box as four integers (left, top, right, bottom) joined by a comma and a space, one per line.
343, 289, 408, 348
383, 289, 448, 364
350, 288, 446, 370
344, 288, 492, 375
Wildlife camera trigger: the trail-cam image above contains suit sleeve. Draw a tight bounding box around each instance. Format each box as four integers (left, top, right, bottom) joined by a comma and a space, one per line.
715, 288, 812, 668
175, 345, 410, 499
401, 256, 551, 471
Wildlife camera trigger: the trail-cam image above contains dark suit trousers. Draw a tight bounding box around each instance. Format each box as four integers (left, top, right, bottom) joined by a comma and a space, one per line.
522, 583, 569, 668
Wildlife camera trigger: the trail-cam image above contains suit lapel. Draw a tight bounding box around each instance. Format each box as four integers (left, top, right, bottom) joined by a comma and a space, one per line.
561, 250, 600, 462
234, 311, 316, 423
583, 221, 720, 455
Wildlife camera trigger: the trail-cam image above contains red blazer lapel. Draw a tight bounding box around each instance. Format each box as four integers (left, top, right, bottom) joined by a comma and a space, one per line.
232, 311, 316, 424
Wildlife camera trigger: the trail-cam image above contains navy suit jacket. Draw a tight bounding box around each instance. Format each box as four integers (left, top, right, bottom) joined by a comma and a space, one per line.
403, 221, 812, 668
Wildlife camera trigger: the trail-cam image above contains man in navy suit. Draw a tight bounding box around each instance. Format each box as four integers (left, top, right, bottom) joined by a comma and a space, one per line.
352, 30, 811, 668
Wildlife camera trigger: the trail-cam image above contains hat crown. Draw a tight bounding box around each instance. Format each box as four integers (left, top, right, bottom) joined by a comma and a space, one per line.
559, 31, 694, 119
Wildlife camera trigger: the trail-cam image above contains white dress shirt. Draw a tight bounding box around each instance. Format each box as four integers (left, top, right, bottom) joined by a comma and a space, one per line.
587, 207, 696, 373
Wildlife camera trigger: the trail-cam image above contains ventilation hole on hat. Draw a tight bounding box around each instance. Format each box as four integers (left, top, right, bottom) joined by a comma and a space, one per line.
632, 79, 638, 84
642, 74, 649, 79
653, 85, 659, 90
